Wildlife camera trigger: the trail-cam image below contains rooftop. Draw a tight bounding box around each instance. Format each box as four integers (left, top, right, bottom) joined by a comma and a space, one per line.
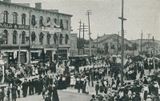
0, 1, 72, 17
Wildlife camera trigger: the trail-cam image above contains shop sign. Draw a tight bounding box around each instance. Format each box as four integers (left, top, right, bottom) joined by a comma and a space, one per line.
0, 23, 29, 30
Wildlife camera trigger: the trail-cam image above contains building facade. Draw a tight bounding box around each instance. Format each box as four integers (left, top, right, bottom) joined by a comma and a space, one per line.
69, 33, 78, 56
0, 1, 72, 63
92, 34, 137, 56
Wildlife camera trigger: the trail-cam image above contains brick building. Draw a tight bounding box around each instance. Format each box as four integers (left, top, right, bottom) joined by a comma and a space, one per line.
0, 0, 72, 63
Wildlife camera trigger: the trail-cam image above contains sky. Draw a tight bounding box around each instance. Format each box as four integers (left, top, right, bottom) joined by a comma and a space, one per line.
12, 0, 160, 40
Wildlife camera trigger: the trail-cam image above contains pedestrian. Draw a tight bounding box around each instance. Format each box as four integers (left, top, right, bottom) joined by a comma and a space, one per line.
90, 94, 96, 101
11, 85, 17, 101
22, 79, 28, 97
17, 84, 21, 98
95, 81, 99, 95
52, 85, 59, 101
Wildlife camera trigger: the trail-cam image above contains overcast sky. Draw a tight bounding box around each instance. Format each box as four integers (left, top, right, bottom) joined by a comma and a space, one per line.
12, 0, 160, 40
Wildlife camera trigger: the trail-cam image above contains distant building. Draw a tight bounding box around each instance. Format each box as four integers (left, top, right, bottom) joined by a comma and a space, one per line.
0, 1, 72, 63
69, 33, 78, 56
131, 39, 160, 55
92, 34, 137, 56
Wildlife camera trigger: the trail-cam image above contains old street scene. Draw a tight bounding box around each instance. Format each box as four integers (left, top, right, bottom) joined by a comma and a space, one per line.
0, 0, 159, 101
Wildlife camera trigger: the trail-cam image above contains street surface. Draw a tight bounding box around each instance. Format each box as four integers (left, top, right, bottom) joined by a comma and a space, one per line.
16, 90, 91, 101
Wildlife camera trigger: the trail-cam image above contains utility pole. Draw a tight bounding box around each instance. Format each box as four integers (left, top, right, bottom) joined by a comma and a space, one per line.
147, 33, 151, 55
117, 32, 120, 55
78, 20, 82, 55
152, 36, 156, 72
82, 23, 85, 54
118, 0, 127, 85
97, 33, 99, 55
87, 10, 92, 57
140, 31, 143, 54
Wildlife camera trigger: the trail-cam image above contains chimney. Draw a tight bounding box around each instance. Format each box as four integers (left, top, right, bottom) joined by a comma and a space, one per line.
35, 2, 42, 9
3, 0, 11, 3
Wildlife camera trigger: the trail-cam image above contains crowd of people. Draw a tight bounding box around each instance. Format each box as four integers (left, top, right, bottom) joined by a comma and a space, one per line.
0, 55, 159, 101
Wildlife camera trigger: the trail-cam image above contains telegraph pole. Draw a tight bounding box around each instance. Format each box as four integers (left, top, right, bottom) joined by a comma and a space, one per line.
87, 10, 92, 57
82, 23, 85, 54
78, 20, 82, 55
152, 36, 156, 72
117, 32, 120, 55
118, 0, 127, 85
147, 33, 151, 55
140, 31, 143, 54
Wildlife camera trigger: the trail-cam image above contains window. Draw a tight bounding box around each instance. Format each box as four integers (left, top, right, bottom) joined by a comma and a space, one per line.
3, 11, 8, 23
65, 34, 69, 44
39, 32, 44, 45
53, 33, 57, 44
13, 31, 17, 44
31, 32, 36, 42
39, 16, 44, 27
21, 31, 26, 44
46, 17, 51, 27
66, 20, 69, 30
54, 18, 57, 24
13, 12, 18, 24
3, 30, 8, 44
60, 19, 64, 29
22, 14, 26, 25
59, 34, 63, 45
47, 33, 51, 45
31, 15, 36, 26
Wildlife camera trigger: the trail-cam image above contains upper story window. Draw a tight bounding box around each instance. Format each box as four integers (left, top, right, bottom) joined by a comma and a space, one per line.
59, 34, 63, 45
22, 14, 26, 25
65, 34, 69, 44
3, 30, 8, 44
66, 20, 69, 30
53, 33, 57, 44
54, 18, 58, 25
46, 17, 51, 27
21, 31, 26, 44
31, 32, 36, 42
47, 33, 51, 45
13, 12, 18, 24
39, 16, 44, 27
13, 31, 17, 44
39, 32, 44, 45
60, 19, 64, 29
3, 11, 8, 23
31, 15, 36, 26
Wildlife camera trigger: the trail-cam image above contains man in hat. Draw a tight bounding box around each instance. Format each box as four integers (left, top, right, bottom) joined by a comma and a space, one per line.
95, 81, 99, 95
22, 79, 28, 97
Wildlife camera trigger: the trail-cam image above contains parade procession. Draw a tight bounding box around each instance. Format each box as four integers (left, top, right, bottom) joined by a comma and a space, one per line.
0, 0, 159, 101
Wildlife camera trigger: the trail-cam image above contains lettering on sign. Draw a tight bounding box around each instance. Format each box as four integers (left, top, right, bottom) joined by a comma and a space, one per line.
0, 23, 29, 30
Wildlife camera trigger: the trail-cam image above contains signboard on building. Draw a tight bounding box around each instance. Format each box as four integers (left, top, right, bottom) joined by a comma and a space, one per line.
0, 23, 29, 30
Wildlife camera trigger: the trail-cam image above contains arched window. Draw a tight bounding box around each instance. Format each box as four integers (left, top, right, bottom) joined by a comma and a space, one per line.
39, 32, 44, 45
39, 16, 44, 27
13, 31, 17, 44
53, 33, 57, 44
46, 17, 51, 27
59, 34, 63, 45
47, 33, 51, 45
3, 30, 8, 44
3, 11, 8, 23
31, 32, 36, 42
31, 15, 36, 26
13, 12, 18, 24
65, 34, 69, 44
54, 18, 57, 24
21, 31, 26, 44
60, 19, 64, 29
22, 13, 26, 25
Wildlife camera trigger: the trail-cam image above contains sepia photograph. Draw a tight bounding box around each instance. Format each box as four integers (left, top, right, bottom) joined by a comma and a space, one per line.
0, 0, 159, 101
